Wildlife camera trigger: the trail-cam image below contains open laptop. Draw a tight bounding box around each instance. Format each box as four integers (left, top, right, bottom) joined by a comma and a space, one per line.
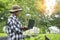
23, 19, 35, 31
28, 19, 35, 29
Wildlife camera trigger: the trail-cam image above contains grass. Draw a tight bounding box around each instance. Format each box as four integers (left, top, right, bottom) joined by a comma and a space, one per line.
0, 33, 60, 40
0, 33, 7, 37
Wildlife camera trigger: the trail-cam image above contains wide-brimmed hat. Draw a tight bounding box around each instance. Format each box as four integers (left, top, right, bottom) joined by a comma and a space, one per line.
9, 5, 23, 12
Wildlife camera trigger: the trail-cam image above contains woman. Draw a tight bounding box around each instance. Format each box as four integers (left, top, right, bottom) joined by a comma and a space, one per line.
6, 5, 23, 40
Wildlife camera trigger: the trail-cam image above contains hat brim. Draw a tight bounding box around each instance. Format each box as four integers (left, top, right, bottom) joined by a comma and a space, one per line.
9, 9, 23, 12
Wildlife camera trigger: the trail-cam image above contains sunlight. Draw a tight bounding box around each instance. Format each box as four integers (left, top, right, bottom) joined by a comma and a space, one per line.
45, 0, 56, 16
36, 0, 57, 17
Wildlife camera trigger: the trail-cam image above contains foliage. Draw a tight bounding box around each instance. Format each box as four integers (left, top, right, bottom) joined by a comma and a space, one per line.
0, 33, 60, 40
0, 0, 60, 33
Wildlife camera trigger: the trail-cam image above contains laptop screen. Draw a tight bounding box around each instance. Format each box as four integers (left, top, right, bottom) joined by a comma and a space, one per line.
28, 19, 35, 29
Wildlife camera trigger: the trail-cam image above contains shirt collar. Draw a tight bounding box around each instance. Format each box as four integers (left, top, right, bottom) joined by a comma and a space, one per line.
11, 14, 17, 18
10, 14, 17, 18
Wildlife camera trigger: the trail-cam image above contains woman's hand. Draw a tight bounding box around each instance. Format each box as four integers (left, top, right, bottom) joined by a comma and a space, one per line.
22, 26, 28, 31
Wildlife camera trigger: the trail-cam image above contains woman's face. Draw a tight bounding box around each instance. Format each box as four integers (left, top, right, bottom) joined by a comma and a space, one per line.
14, 11, 21, 16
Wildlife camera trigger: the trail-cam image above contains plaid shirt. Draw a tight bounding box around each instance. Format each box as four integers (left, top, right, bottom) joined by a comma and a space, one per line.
6, 14, 23, 40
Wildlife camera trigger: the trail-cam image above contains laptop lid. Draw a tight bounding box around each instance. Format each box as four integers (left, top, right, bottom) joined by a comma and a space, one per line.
28, 19, 35, 29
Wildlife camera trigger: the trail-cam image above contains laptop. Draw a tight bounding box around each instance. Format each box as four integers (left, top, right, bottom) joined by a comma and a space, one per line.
28, 19, 35, 29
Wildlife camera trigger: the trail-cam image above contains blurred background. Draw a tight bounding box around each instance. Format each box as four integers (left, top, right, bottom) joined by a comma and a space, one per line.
0, 0, 60, 40
0, 0, 60, 33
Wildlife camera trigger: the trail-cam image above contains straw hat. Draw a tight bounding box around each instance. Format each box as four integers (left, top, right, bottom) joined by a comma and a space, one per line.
9, 5, 23, 12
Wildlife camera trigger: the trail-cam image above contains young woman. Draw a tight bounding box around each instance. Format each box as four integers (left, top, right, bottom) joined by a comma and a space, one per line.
6, 5, 23, 40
